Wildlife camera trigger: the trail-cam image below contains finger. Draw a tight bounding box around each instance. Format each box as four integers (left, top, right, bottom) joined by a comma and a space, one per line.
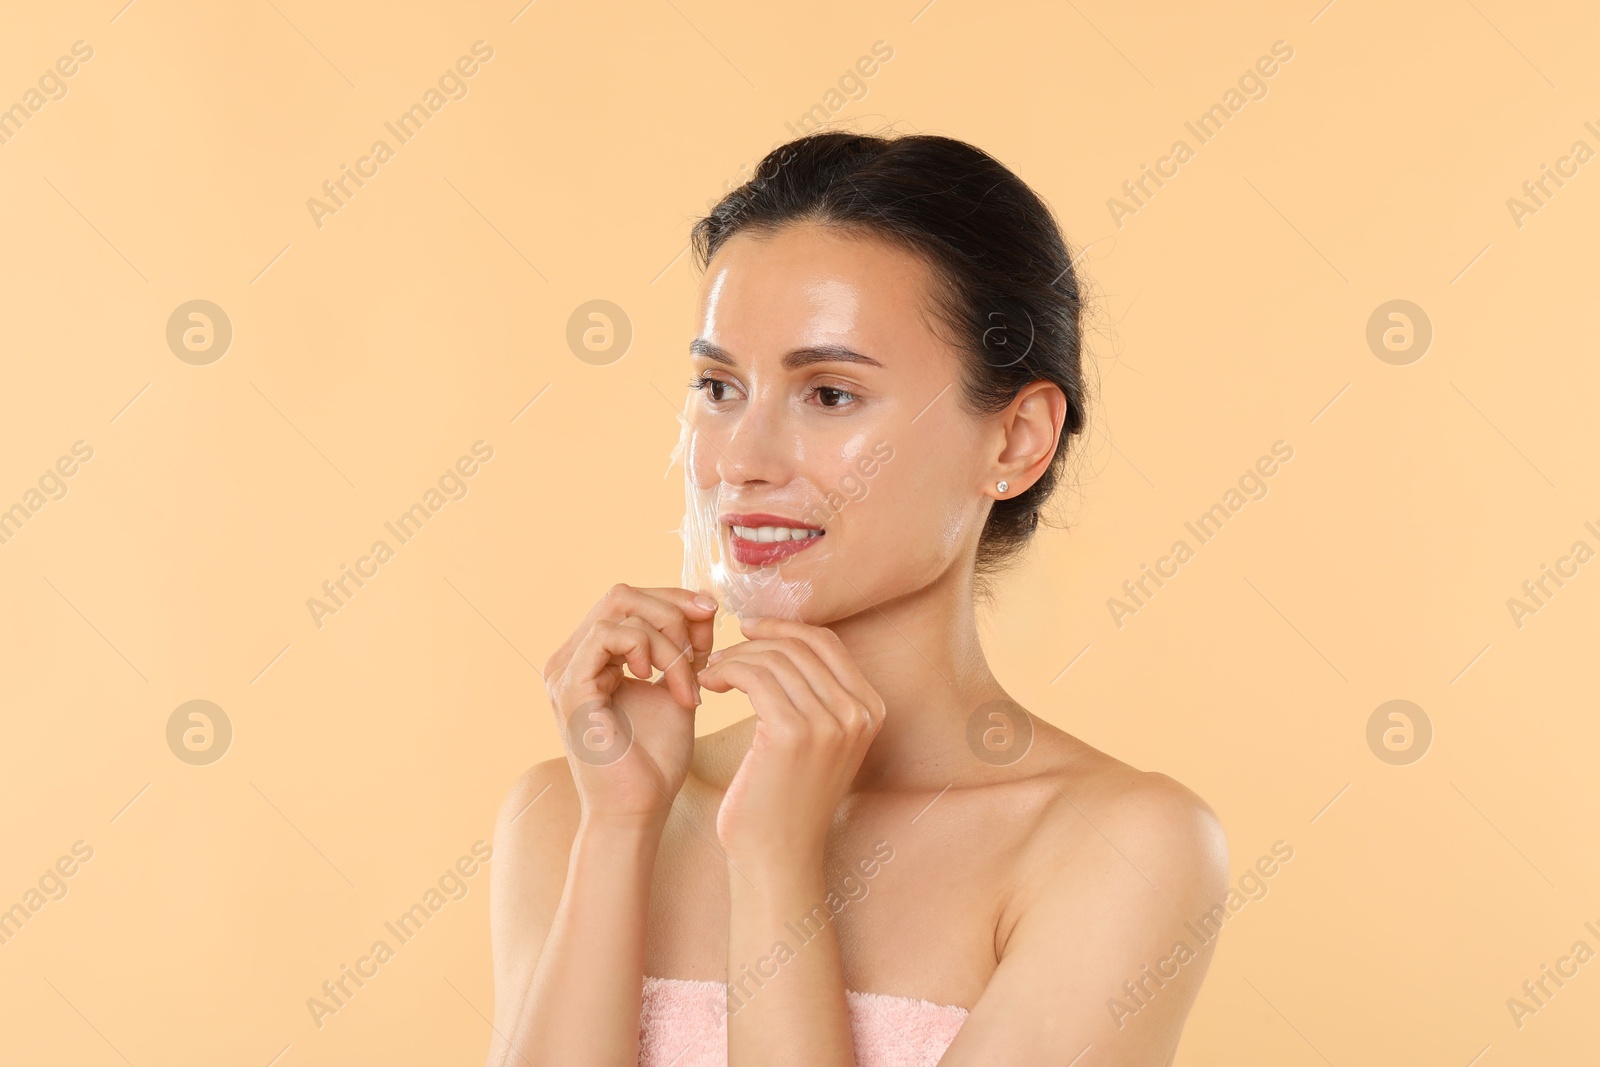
619, 616, 699, 708
632, 587, 719, 671
625, 585, 720, 618
549, 582, 697, 685
570, 619, 693, 708
711, 646, 831, 725
696, 660, 806, 741
615, 617, 699, 708
591, 584, 707, 668
689, 609, 715, 672
710, 639, 855, 730
738, 617, 883, 718
575, 584, 717, 703
565, 619, 651, 700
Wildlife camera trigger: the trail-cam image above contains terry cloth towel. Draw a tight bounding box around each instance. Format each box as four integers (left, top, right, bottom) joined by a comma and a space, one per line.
638, 974, 968, 1067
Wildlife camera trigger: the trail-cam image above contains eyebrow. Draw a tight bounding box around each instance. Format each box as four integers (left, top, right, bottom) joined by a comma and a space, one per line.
689, 338, 885, 370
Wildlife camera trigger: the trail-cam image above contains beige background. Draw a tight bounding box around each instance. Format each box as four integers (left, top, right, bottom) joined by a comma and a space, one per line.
2, 0, 1597, 1063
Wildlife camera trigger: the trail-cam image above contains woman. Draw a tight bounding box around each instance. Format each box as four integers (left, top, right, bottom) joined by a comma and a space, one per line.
484, 131, 1229, 1066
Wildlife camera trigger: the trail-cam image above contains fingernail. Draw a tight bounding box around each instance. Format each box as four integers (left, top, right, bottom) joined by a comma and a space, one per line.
707, 649, 724, 662
693, 594, 718, 611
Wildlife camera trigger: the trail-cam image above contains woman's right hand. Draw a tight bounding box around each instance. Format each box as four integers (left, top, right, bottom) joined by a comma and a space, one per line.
542, 583, 718, 821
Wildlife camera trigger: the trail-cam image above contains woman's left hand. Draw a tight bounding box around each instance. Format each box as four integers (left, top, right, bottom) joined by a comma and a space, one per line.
698, 616, 886, 872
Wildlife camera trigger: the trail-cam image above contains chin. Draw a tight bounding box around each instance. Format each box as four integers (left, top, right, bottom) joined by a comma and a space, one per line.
711, 563, 814, 622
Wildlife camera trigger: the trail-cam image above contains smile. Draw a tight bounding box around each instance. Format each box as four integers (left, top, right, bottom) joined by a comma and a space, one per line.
721, 513, 826, 566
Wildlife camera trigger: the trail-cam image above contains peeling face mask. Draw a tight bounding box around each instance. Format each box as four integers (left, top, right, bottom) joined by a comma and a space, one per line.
667, 395, 837, 625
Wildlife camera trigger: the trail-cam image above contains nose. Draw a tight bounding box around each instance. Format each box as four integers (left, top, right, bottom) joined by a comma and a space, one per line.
709, 387, 795, 490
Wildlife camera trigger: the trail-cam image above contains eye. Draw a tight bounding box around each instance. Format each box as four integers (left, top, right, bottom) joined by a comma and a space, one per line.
808, 384, 858, 409
687, 373, 734, 403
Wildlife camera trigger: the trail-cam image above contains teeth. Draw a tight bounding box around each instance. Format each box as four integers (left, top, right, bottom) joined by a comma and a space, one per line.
732, 525, 822, 543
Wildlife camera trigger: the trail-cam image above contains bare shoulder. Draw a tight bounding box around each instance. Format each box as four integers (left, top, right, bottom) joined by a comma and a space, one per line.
1079, 767, 1228, 899
487, 757, 581, 980
935, 727, 1231, 1063
1016, 724, 1229, 907
493, 755, 581, 849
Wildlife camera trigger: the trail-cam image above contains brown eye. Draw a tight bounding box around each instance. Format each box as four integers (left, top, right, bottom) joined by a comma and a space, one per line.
688, 374, 732, 402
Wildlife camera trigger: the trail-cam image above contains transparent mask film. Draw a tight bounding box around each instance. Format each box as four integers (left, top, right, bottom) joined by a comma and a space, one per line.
667, 389, 836, 626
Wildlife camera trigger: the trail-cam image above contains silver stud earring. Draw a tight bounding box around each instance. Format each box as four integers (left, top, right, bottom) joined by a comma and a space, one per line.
996, 480, 1008, 494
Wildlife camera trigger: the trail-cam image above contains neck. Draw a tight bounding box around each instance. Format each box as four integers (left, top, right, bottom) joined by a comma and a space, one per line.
826, 561, 1005, 792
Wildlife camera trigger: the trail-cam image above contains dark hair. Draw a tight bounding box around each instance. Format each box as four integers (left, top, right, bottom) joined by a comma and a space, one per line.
689, 130, 1092, 594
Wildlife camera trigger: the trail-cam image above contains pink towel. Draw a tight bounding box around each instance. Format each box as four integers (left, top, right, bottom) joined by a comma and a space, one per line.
638, 975, 968, 1066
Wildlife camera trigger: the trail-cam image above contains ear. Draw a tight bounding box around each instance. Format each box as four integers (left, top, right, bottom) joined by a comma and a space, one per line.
989, 381, 1067, 497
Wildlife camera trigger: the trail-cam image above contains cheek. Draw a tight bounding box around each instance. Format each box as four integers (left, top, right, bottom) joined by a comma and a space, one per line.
684, 426, 722, 491
837, 437, 977, 561
896, 475, 975, 560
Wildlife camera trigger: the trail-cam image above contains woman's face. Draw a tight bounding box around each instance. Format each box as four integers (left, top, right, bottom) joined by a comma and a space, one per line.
683, 222, 996, 624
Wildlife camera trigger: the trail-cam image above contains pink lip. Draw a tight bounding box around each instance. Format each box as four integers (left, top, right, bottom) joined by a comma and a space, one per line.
721, 512, 826, 567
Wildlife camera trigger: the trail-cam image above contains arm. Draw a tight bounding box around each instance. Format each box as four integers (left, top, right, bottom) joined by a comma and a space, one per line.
483, 584, 717, 1066
936, 773, 1231, 1066
698, 617, 887, 1067
725, 855, 856, 1065
484, 758, 668, 1067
